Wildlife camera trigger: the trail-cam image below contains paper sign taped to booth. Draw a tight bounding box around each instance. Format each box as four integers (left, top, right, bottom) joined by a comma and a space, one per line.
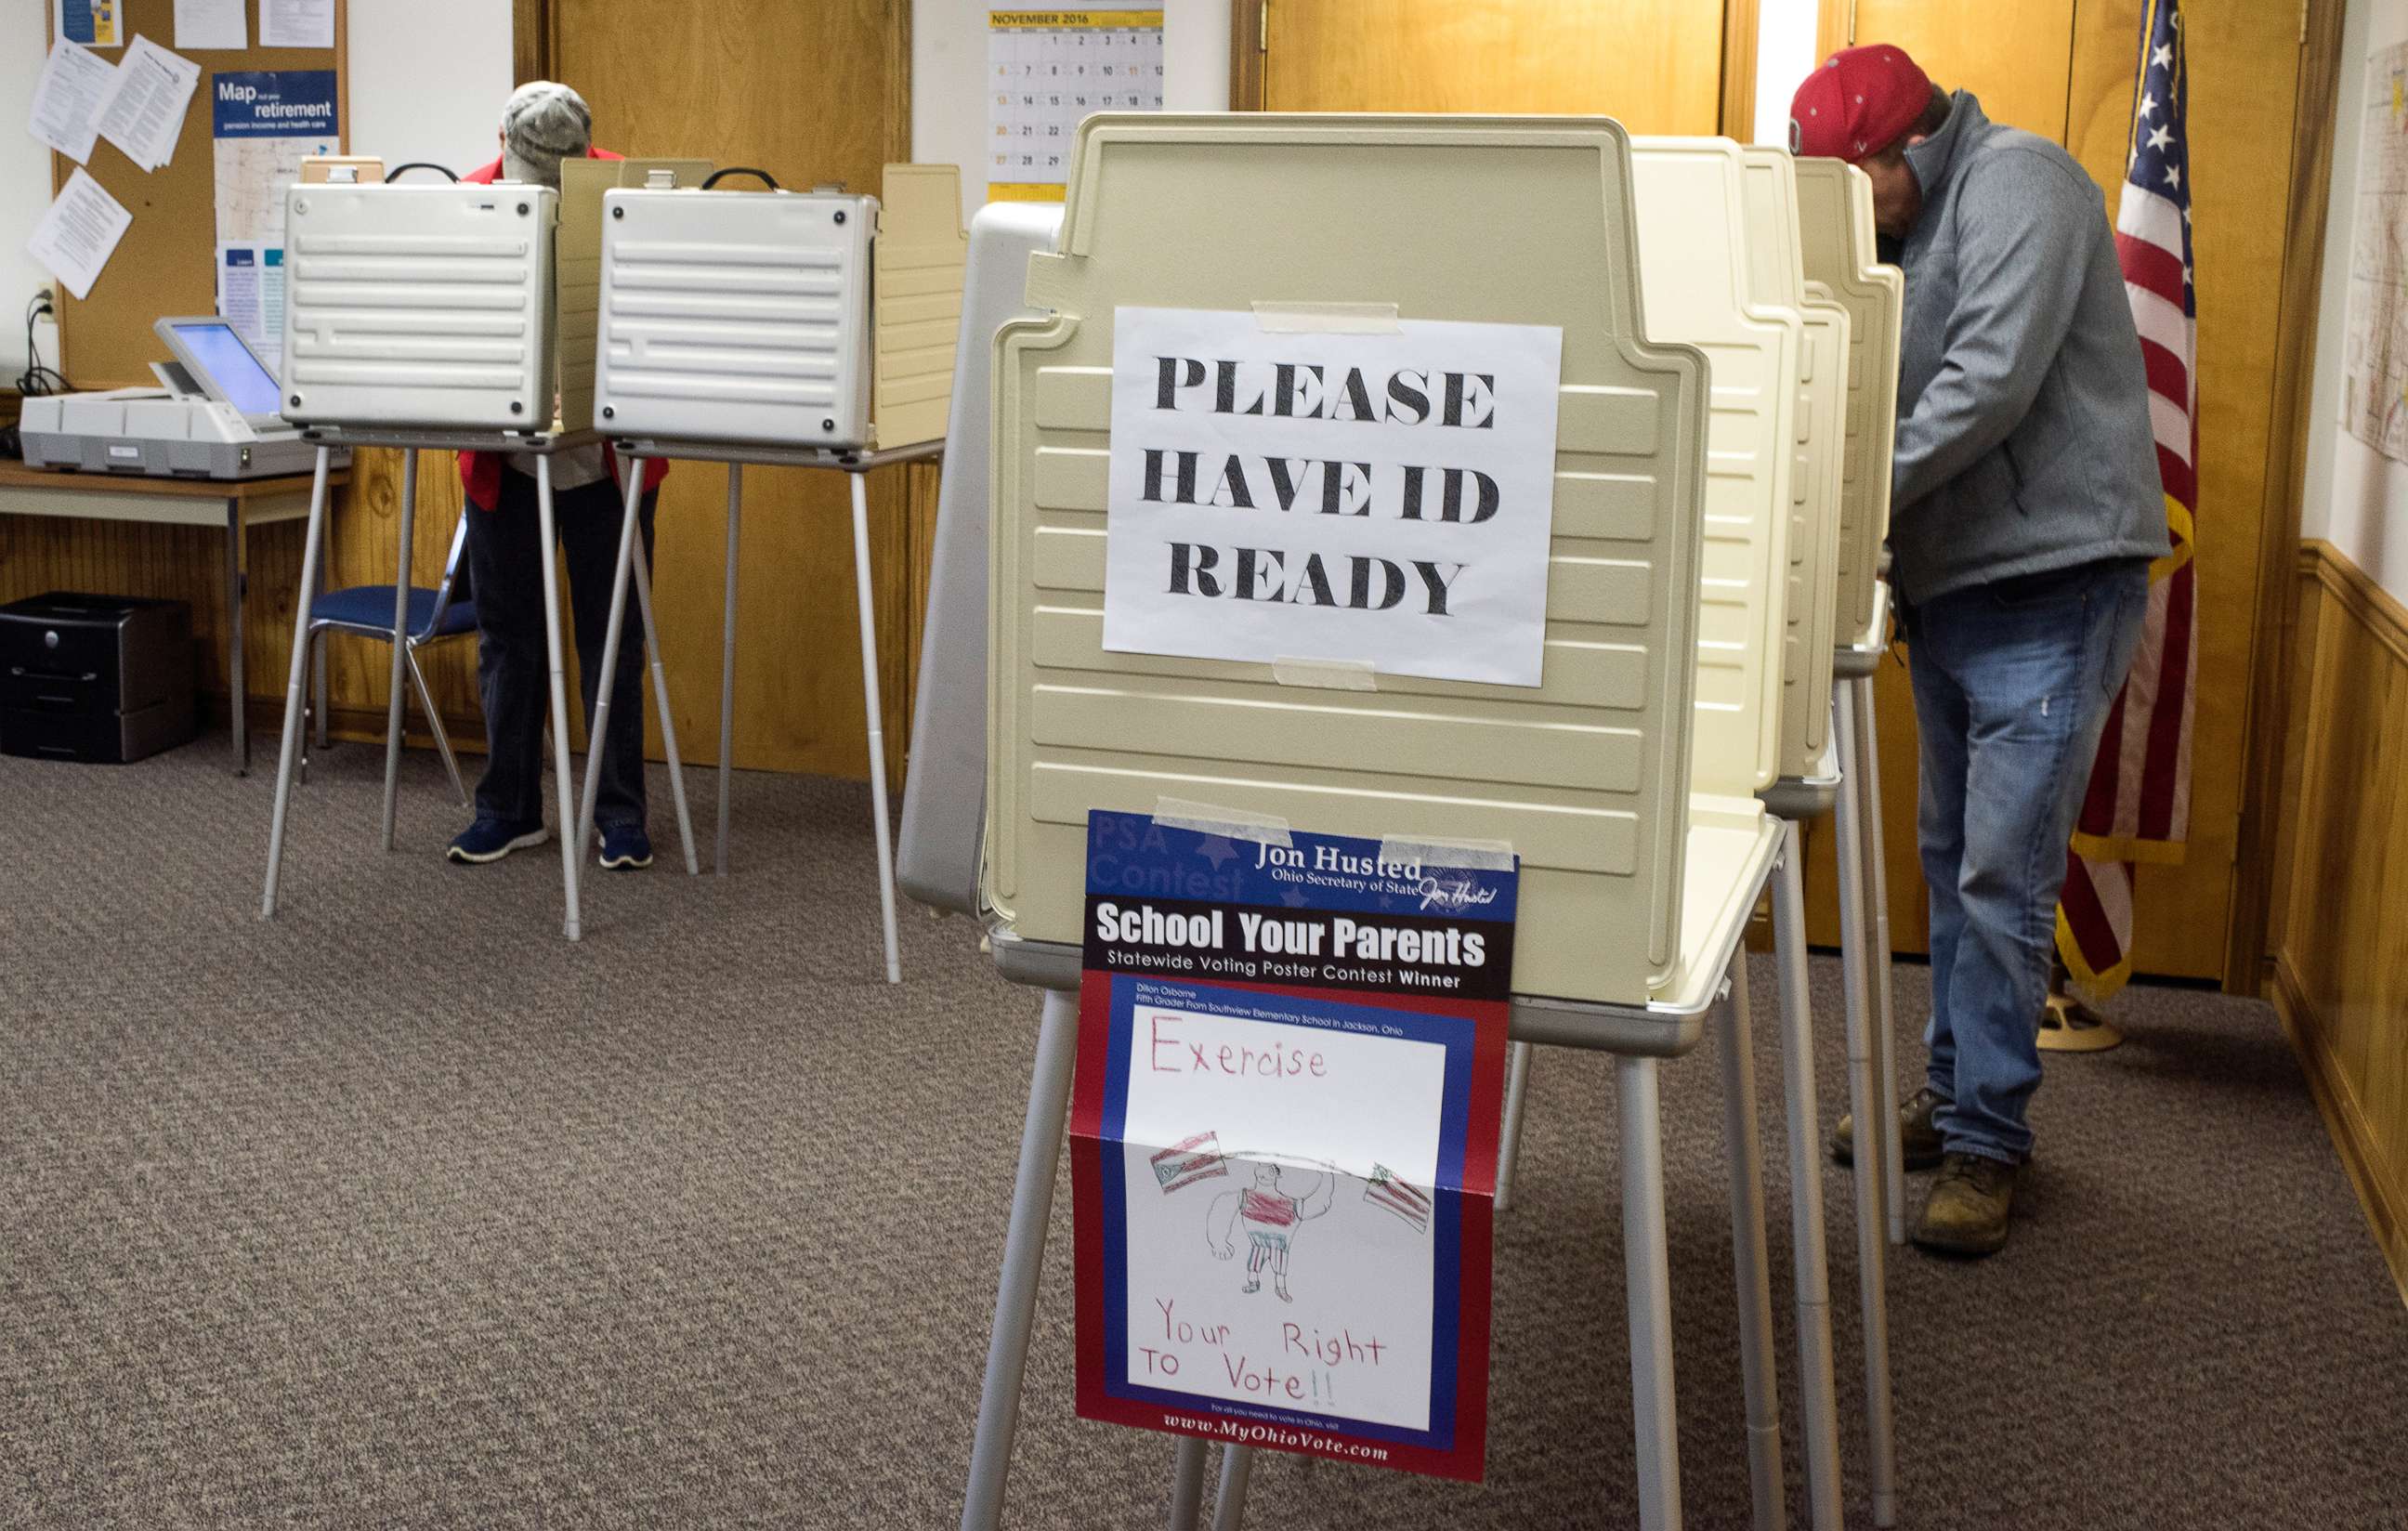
1102, 306, 1564, 688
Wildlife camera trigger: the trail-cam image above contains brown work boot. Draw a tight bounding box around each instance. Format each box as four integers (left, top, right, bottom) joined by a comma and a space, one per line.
1911, 1152, 2020, 1257
1831, 1085, 1947, 1171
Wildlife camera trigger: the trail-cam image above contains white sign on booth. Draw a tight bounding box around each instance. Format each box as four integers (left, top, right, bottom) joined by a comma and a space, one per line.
1103, 307, 1564, 687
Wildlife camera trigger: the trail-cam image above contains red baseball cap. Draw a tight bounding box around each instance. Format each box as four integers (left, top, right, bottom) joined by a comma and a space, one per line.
1789, 45, 1933, 162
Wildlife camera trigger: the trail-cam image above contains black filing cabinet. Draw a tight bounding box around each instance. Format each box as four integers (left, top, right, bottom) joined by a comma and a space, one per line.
0, 593, 197, 764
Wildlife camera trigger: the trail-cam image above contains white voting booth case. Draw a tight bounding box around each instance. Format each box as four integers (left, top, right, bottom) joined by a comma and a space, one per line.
909, 113, 1842, 1531
593, 174, 879, 450
281, 183, 559, 430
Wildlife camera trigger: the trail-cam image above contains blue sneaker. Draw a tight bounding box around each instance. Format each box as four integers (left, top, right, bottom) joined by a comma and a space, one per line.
447, 817, 551, 865
597, 823, 653, 870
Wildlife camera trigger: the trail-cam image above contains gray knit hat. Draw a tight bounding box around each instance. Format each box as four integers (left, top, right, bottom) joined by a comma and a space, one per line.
500, 81, 592, 190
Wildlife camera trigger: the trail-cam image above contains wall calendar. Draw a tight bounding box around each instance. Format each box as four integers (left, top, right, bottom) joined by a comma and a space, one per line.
988, 10, 1166, 202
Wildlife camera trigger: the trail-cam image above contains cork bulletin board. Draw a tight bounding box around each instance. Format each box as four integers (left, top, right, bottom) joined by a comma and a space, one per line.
46, 0, 350, 388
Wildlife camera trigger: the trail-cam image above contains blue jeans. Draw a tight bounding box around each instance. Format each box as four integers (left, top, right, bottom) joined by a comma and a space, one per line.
462, 470, 657, 834
1904, 557, 2151, 1164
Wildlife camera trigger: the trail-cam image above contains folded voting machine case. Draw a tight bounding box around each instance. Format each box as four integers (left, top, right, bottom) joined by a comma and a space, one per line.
593, 173, 879, 451
280, 183, 559, 431
897, 201, 1066, 916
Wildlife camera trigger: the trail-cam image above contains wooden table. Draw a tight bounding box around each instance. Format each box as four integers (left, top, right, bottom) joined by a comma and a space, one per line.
0, 461, 350, 774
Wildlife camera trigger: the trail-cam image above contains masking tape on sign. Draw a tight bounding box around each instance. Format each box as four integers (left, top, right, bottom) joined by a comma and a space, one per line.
1374, 834, 1516, 872
1151, 797, 1295, 848
1250, 300, 1404, 334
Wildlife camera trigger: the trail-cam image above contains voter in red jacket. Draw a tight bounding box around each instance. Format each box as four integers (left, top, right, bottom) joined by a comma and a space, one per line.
446, 81, 669, 871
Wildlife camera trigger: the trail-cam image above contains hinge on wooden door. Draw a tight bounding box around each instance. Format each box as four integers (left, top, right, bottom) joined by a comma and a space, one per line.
2301, 0, 2310, 46
1846, 0, 1859, 46
1259, 0, 1269, 53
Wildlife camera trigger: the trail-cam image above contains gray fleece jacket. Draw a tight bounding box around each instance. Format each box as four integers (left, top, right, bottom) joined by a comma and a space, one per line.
1887, 91, 2168, 605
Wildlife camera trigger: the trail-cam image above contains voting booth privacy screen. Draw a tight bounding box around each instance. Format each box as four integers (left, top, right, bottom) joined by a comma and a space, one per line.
280, 184, 560, 430
978, 114, 1717, 1009
1790, 159, 1902, 652
594, 184, 881, 451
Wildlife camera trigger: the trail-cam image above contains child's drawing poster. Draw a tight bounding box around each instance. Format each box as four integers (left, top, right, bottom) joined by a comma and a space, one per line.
1069, 809, 1512, 1480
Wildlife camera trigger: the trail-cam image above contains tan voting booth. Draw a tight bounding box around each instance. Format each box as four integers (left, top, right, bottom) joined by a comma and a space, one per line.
932, 113, 1879, 1531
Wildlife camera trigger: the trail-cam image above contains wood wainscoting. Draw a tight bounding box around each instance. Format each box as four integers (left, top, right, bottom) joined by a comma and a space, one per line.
2268, 540, 2408, 1304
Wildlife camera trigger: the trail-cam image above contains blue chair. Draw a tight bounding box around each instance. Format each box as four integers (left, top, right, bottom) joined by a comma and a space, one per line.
298, 517, 478, 806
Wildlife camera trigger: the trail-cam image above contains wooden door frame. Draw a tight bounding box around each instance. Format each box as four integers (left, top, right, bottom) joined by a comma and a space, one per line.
2230, 0, 2349, 993
1229, 0, 1769, 136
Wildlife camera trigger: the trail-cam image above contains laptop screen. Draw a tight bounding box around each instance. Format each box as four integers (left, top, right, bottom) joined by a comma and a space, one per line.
169, 321, 281, 416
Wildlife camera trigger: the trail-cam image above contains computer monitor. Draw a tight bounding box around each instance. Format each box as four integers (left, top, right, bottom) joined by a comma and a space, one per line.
153, 317, 283, 422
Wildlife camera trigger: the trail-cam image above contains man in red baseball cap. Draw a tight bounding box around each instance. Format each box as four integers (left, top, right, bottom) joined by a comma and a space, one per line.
1790, 50, 2168, 1257
1788, 44, 1949, 237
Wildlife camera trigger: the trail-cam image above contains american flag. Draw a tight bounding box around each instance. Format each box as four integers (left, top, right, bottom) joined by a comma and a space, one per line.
2058, 0, 2201, 998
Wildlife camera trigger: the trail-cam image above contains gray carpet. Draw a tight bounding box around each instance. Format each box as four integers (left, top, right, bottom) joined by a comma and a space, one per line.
2, 739, 2401, 1529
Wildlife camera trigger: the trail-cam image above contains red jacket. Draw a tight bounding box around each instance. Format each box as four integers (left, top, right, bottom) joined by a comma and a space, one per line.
457, 150, 670, 508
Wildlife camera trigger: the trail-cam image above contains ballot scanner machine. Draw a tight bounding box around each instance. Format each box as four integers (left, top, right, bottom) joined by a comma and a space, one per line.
20, 318, 339, 479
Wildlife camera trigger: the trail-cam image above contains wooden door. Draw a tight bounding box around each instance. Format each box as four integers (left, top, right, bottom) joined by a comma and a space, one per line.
1814, 0, 2078, 140
1803, 0, 2307, 986
548, 0, 926, 786
1261, 0, 1731, 134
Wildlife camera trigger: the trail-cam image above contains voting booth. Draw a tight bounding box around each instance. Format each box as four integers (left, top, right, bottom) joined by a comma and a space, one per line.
896, 113, 1863, 1531
1793, 153, 1913, 1250
580, 164, 970, 982
260, 167, 702, 941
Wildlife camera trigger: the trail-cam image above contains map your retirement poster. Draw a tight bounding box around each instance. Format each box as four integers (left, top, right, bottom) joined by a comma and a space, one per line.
1069, 809, 1513, 1480
211, 70, 338, 371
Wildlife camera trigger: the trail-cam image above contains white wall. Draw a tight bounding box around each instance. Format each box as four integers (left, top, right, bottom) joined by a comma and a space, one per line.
2300, 0, 2408, 601
1750, 0, 1820, 146
4, 0, 59, 381
0, 0, 508, 384
347, 0, 515, 177
913, 0, 1232, 229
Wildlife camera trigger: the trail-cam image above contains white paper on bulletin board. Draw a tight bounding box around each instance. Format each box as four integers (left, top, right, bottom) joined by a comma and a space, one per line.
988, 9, 1164, 202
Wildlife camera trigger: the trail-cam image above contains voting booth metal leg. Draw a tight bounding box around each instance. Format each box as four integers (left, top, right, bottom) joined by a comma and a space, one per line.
1618, 1053, 1682, 1531
848, 472, 904, 985
1833, 684, 1899, 1528
627, 520, 700, 876
224, 502, 248, 774
1169, 1438, 1209, 1531
1494, 1040, 1535, 1212
961, 988, 1080, 1531
1718, 951, 1786, 1531
1772, 822, 1845, 1531
404, 648, 468, 805
379, 449, 420, 854
577, 461, 660, 873
1854, 673, 1906, 1247
534, 457, 585, 942
578, 457, 699, 879
715, 464, 742, 878
260, 446, 336, 920
1211, 1446, 1253, 1531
